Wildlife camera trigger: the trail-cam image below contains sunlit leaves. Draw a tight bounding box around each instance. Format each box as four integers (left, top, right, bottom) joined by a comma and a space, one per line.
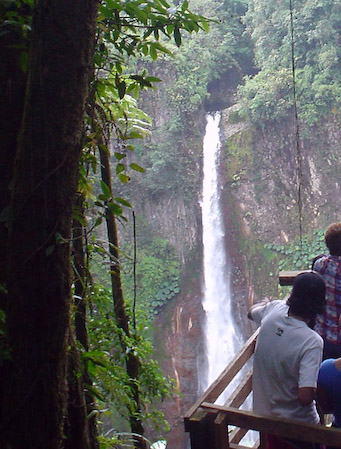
85, 0, 211, 216
130, 162, 145, 173
118, 173, 130, 183
96, 0, 210, 81
114, 197, 132, 208
82, 0, 212, 316
181, 0, 189, 12
114, 152, 126, 160
116, 163, 125, 175
100, 180, 112, 199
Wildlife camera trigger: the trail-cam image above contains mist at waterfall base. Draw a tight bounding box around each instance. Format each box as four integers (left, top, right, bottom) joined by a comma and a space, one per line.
200, 112, 242, 402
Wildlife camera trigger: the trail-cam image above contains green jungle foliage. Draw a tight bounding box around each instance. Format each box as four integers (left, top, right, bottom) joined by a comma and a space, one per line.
121, 236, 180, 318
85, 285, 174, 439
90, 229, 180, 320
77, 0, 213, 444
264, 228, 326, 298
166, 0, 252, 116
125, 0, 253, 199
239, 0, 341, 125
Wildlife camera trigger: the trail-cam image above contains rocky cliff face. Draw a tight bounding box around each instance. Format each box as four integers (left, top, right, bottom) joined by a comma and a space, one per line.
221, 109, 341, 246
139, 192, 202, 266
153, 272, 205, 449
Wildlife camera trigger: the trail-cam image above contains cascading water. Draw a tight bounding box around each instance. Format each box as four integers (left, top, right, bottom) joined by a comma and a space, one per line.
201, 112, 241, 401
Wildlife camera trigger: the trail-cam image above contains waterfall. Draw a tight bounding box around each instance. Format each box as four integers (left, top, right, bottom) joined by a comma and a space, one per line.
201, 112, 241, 400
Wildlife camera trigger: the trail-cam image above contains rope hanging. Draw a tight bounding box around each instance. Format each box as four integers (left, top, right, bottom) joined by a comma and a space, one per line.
289, 0, 303, 245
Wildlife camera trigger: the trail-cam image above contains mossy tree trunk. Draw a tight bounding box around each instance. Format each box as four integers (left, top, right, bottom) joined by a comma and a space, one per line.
0, 1, 99, 448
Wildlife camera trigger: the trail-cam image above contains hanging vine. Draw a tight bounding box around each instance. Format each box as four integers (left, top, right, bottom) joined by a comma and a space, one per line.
289, 0, 304, 245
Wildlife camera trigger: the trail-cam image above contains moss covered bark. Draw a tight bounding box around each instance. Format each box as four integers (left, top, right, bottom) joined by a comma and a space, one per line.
0, 1, 99, 447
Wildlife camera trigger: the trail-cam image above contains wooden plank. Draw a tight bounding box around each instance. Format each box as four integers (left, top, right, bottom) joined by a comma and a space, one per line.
201, 404, 341, 447
279, 270, 311, 286
184, 328, 259, 422
229, 426, 249, 444
225, 370, 252, 409
215, 370, 252, 426
230, 444, 256, 449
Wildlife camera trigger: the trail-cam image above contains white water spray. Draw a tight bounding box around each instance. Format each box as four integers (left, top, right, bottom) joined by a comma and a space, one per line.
201, 112, 241, 399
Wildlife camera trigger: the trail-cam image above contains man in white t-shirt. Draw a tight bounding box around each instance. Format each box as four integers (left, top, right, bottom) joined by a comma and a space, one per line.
248, 272, 326, 449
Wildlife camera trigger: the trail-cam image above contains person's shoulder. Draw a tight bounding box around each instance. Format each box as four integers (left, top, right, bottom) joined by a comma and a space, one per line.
313, 330, 324, 346
313, 254, 328, 270
308, 329, 324, 350
302, 325, 323, 347
261, 300, 288, 320
259, 299, 285, 314
269, 300, 287, 311
318, 359, 337, 384
320, 358, 335, 371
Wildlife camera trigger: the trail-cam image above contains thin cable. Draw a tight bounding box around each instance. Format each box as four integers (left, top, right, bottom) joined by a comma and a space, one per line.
289, 0, 303, 245
132, 210, 137, 334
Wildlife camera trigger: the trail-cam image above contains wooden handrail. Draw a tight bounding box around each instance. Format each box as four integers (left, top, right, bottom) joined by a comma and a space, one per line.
184, 328, 259, 426
201, 404, 341, 448
279, 270, 311, 286
215, 370, 252, 426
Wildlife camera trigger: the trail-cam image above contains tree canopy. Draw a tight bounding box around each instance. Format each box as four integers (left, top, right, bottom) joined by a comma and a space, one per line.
239, 0, 341, 125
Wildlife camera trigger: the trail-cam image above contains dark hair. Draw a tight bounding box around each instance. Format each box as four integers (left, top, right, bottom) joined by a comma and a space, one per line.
287, 272, 326, 319
325, 222, 341, 256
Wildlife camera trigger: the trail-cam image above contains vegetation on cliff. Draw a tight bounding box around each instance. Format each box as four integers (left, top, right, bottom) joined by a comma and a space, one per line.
240, 0, 341, 125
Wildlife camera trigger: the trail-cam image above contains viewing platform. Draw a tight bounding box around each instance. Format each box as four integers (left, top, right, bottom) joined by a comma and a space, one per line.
184, 271, 341, 449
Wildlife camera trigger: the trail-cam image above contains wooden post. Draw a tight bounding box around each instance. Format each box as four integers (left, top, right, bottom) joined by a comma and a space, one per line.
185, 410, 217, 449
214, 415, 230, 449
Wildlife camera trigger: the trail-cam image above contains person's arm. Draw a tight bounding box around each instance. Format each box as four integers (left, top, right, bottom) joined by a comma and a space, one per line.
247, 299, 270, 321
298, 345, 323, 408
297, 387, 316, 406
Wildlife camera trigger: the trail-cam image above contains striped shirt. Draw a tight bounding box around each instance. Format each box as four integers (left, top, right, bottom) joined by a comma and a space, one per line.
314, 255, 341, 344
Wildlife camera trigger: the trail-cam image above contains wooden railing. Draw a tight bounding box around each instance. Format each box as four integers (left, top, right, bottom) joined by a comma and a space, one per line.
184, 271, 341, 449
